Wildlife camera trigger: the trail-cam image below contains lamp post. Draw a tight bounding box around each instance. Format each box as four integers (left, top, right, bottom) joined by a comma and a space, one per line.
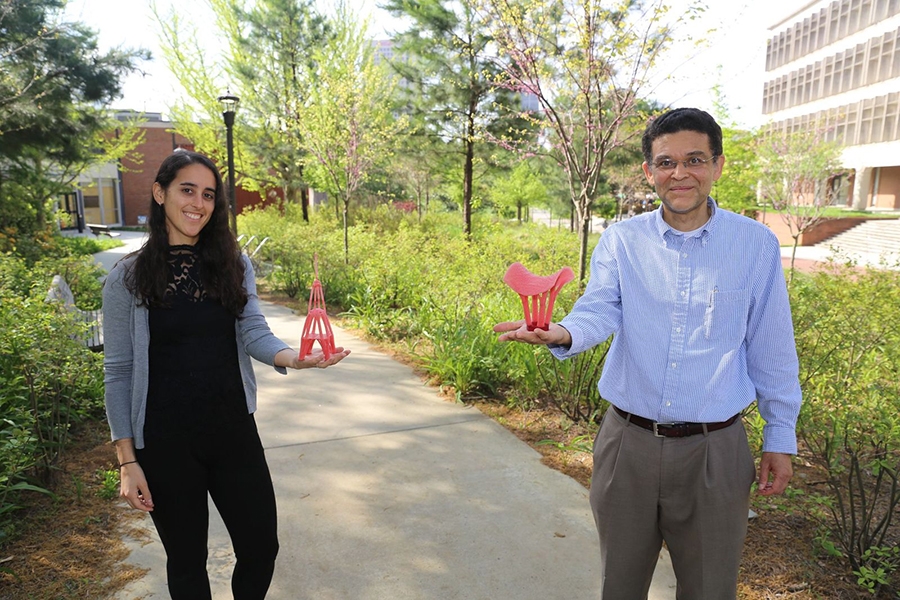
218, 90, 240, 235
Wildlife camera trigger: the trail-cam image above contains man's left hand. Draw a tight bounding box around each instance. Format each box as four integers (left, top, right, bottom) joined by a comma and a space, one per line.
757, 452, 793, 496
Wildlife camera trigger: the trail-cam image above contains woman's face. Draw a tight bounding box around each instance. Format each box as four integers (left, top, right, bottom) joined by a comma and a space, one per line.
152, 163, 217, 246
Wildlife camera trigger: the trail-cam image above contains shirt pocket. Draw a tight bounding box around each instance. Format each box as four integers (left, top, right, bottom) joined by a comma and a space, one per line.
703, 288, 749, 343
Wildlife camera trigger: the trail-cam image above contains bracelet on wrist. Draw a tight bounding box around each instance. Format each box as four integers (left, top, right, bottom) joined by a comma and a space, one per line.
118, 460, 138, 468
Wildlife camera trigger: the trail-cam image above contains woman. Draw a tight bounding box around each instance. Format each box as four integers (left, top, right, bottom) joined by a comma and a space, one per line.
103, 150, 350, 599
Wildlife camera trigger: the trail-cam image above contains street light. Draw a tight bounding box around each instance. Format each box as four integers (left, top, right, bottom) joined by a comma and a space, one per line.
218, 90, 240, 235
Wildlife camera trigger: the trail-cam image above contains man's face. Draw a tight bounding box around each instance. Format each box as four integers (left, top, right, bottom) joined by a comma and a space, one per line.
641, 130, 725, 230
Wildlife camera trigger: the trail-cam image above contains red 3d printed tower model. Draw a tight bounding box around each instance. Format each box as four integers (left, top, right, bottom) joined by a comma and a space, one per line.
298, 255, 336, 360
503, 262, 575, 331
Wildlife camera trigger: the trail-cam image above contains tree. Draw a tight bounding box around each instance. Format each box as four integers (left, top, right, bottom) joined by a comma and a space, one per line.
713, 126, 760, 214
298, 5, 406, 263
491, 160, 547, 221
757, 124, 845, 283
383, 0, 526, 237
155, 0, 329, 220
478, 0, 694, 284
710, 87, 761, 215
0, 0, 146, 235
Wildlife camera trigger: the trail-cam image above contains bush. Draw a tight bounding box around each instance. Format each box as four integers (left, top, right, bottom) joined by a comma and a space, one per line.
238, 205, 602, 411
791, 263, 900, 595
241, 204, 900, 592
0, 252, 105, 543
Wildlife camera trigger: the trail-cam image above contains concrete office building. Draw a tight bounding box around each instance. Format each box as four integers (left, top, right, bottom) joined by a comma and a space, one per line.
763, 0, 900, 210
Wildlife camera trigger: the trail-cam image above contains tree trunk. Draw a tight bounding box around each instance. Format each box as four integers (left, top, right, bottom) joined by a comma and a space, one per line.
300, 186, 310, 222
463, 141, 474, 237
342, 201, 350, 265
577, 210, 590, 288
463, 100, 476, 238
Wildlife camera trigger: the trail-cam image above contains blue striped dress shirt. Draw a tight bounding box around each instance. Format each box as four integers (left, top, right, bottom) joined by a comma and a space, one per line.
551, 199, 802, 454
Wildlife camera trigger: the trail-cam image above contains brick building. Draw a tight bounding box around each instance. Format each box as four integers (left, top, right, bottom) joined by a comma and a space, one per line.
67, 112, 274, 230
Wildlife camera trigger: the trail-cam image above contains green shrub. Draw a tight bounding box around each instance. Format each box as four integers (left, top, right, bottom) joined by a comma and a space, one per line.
237, 204, 600, 410
0, 253, 105, 542
791, 263, 900, 595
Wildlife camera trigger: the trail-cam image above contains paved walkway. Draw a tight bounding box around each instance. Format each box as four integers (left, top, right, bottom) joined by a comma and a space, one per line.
93, 233, 678, 599
94, 234, 852, 599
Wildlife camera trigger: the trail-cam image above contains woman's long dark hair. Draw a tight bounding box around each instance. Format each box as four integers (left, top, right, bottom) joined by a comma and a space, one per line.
125, 150, 248, 316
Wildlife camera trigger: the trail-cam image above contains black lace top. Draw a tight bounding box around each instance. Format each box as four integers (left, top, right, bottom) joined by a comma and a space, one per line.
144, 245, 248, 440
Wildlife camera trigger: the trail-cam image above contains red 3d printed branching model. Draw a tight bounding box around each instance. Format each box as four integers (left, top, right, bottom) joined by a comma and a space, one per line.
503, 262, 575, 331
298, 255, 336, 360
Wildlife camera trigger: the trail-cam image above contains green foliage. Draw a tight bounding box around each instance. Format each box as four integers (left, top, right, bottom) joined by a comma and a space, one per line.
0, 0, 147, 236
535, 341, 610, 424
0, 251, 105, 543
241, 204, 590, 404
299, 4, 407, 263
855, 546, 900, 595
384, 0, 528, 236
791, 262, 900, 595
714, 127, 761, 214
490, 161, 548, 221
96, 469, 119, 501
156, 0, 329, 219
55, 236, 123, 257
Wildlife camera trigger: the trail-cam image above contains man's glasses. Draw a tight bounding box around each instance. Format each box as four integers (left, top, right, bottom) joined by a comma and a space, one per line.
652, 155, 718, 171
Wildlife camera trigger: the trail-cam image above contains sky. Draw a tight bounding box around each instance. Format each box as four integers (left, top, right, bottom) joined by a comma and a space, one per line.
62, 0, 806, 129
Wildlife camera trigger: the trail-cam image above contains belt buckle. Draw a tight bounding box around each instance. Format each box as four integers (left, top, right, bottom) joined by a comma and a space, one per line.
652, 421, 677, 437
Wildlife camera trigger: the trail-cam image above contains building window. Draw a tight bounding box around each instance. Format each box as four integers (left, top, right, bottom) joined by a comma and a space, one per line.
891, 29, 900, 78
852, 42, 866, 88
80, 177, 120, 225
884, 92, 899, 142
767, 0, 900, 69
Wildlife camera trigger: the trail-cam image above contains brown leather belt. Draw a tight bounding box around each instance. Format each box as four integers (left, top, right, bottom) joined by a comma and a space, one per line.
614, 407, 739, 438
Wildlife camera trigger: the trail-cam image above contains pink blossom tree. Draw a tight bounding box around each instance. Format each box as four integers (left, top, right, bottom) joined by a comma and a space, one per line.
478, 0, 695, 283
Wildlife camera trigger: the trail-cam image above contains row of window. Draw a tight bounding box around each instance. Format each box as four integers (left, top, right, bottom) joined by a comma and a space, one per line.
763, 26, 900, 113
766, 0, 900, 71
768, 92, 900, 146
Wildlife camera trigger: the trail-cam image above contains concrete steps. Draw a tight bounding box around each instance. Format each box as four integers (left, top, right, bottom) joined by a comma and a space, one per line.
816, 218, 900, 265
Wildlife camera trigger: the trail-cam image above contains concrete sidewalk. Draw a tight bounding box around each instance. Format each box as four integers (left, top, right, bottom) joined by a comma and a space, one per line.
103, 279, 678, 597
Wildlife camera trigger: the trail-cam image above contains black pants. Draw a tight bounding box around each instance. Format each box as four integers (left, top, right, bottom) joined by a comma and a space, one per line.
136, 416, 279, 600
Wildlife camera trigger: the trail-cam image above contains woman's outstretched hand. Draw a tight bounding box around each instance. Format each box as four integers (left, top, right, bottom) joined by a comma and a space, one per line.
276, 347, 351, 370
493, 320, 572, 347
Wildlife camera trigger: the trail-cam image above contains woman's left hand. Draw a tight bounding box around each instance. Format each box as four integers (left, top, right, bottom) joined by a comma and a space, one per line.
275, 347, 351, 370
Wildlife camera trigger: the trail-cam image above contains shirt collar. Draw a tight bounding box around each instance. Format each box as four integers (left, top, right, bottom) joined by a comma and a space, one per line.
653, 197, 720, 245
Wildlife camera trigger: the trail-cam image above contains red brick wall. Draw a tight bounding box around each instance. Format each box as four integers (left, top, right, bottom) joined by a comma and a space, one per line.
756, 212, 890, 246
119, 126, 193, 226
118, 124, 281, 226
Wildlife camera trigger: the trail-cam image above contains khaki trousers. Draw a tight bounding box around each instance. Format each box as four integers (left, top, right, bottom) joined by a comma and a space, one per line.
589, 408, 755, 599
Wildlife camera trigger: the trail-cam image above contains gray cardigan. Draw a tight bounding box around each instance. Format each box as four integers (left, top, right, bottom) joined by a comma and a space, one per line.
103, 253, 290, 449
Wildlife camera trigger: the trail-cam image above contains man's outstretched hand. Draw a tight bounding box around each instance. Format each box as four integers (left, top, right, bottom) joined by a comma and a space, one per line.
493, 320, 572, 347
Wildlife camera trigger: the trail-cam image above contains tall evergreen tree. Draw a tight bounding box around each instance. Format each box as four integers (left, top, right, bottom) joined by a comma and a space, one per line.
0, 0, 146, 234
383, 0, 526, 237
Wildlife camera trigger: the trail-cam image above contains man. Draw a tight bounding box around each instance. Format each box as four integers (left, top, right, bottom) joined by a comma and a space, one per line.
494, 107, 801, 598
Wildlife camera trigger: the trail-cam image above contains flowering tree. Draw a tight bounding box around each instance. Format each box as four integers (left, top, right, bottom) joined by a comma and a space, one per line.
298, 5, 406, 263
757, 125, 845, 283
478, 0, 691, 283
